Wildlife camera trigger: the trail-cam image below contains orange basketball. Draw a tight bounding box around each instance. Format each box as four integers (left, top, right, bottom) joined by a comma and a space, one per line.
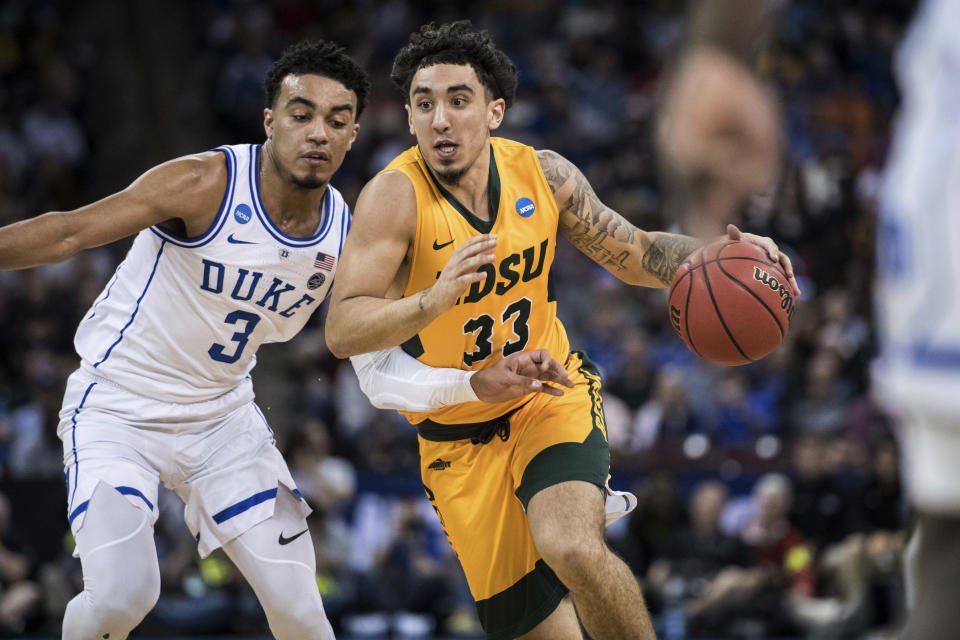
668, 239, 795, 365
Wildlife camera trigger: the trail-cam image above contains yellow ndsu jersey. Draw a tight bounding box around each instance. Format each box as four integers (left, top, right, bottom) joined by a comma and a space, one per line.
385, 138, 570, 424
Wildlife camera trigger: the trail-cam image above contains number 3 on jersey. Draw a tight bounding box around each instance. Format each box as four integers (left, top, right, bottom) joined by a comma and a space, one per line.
209, 310, 261, 363
462, 298, 531, 366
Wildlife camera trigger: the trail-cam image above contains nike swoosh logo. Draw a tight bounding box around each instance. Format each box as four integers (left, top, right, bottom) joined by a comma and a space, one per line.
278, 528, 309, 545
227, 234, 257, 245
433, 239, 454, 250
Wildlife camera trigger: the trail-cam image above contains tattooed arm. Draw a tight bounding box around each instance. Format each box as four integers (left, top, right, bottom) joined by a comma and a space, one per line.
538, 149, 800, 294
538, 149, 700, 287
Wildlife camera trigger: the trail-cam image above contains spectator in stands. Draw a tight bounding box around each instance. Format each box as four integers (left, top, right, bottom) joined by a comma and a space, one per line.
604, 329, 657, 412
613, 473, 687, 576
286, 419, 357, 514
789, 435, 858, 550
0, 492, 41, 635
644, 480, 751, 633
788, 348, 853, 436
628, 367, 700, 452
701, 370, 772, 446
858, 437, 904, 533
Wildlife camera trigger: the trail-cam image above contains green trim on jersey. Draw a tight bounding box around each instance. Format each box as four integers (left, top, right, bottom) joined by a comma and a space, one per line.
424, 146, 501, 234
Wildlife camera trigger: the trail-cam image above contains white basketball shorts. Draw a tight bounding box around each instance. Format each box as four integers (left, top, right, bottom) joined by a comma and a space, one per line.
57, 363, 309, 557
894, 402, 960, 516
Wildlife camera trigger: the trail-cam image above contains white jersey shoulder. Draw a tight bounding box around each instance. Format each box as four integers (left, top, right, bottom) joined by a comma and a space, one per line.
875, 0, 960, 412
74, 143, 350, 403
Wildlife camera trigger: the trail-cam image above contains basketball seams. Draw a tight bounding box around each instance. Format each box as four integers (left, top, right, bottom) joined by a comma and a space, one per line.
671, 244, 774, 283
715, 257, 786, 337
702, 244, 753, 363
688, 255, 777, 272
682, 268, 702, 358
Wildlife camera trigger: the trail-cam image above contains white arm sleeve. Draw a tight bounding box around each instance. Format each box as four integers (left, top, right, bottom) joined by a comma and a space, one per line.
350, 347, 480, 412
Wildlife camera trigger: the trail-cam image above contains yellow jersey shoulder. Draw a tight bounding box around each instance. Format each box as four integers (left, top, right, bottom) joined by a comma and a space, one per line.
381, 145, 424, 174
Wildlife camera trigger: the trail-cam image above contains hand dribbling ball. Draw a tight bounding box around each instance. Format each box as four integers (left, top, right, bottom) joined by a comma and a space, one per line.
668, 239, 795, 365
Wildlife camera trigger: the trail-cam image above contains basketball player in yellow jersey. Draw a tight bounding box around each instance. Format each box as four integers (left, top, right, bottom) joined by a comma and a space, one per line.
327, 21, 797, 640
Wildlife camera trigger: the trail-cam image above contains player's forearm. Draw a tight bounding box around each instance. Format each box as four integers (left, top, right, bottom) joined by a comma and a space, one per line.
325, 289, 442, 358
0, 212, 79, 269
635, 231, 702, 287
687, 0, 776, 65
351, 348, 477, 412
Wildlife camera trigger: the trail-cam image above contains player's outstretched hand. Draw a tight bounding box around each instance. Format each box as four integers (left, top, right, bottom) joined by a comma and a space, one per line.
471, 349, 575, 403
422, 235, 497, 313
658, 47, 781, 232
725, 224, 800, 297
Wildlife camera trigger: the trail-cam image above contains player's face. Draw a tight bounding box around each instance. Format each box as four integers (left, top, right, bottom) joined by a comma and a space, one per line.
263, 74, 359, 189
406, 63, 505, 185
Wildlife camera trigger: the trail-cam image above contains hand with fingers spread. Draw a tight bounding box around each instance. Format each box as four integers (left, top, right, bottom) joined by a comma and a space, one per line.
470, 349, 575, 404
725, 223, 800, 297
420, 234, 497, 314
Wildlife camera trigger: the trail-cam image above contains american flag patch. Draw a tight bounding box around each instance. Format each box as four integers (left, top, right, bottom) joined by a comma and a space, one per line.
314, 252, 335, 271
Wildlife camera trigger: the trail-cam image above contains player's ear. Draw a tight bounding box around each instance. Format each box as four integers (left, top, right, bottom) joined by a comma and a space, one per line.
347, 122, 359, 150
405, 103, 414, 135
264, 108, 274, 140
488, 98, 505, 131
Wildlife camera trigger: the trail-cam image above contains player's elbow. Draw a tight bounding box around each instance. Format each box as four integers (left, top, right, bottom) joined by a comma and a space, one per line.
324, 317, 357, 359
324, 326, 349, 359
55, 233, 84, 264
326, 340, 354, 360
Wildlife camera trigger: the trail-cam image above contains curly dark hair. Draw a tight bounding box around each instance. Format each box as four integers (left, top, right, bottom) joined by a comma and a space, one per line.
264, 40, 370, 120
390, 21, 518, 108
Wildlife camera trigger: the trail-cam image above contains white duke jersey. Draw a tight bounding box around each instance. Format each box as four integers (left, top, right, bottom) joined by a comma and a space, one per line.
875, 0, 960, 414
74, 143, 349, 403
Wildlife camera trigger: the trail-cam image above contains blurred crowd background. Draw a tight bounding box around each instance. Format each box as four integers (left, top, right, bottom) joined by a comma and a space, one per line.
0, 0, 917, 638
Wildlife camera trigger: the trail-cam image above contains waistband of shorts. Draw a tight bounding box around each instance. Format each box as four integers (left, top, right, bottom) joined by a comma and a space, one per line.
417, 405, 523, 443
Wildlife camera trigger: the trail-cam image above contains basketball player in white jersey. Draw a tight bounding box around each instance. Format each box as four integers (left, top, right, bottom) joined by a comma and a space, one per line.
661, 1, 959, 637
873, 1, 960, 636
0, 40, 573, 640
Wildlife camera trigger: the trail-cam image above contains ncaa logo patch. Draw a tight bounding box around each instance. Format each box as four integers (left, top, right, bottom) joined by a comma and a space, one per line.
515, 197, 535, 218
307, 272, 326, 289
234, 204, 252, 224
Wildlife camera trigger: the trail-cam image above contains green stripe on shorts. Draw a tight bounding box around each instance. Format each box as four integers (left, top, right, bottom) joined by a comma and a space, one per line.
475, 559, 569, 640
514, 426, 610, 508
514, 351, 610, 508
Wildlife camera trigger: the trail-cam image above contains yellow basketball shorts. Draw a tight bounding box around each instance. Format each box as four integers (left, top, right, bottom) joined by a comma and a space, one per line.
417, 351, 610, 640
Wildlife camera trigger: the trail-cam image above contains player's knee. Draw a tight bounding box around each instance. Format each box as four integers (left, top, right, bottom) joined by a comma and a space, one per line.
66, 485, 160, 638
97, 564, 160, 628
536, 534, 606, 587
265, 590, 331, 640
73, 570, 159, 637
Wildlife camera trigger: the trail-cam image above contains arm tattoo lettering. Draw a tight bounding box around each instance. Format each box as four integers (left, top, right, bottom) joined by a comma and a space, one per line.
641, 235, 701, 286
538, 150, 635, 273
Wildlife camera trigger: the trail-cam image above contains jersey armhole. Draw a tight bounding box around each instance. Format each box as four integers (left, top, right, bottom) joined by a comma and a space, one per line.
149, 146, 236, 248
530, 146, 561, 229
